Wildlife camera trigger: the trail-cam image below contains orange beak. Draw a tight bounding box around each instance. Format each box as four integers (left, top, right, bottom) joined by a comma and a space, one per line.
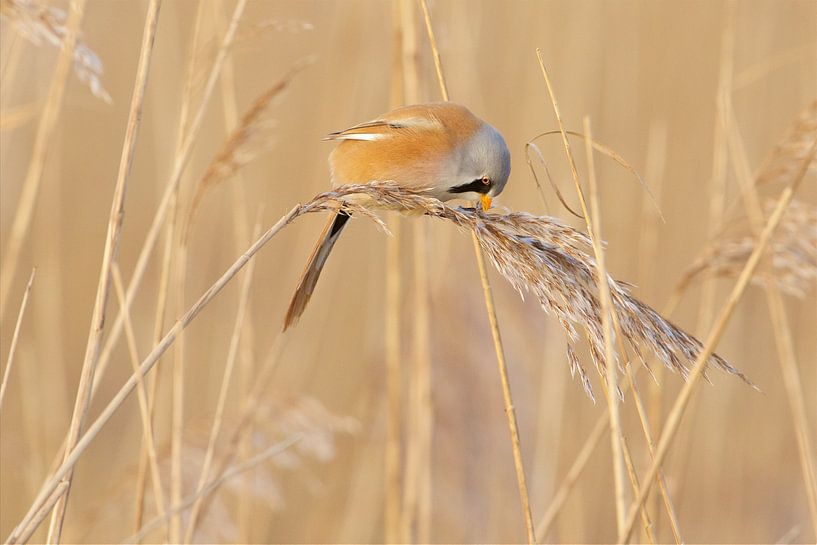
480, 194, 492, 212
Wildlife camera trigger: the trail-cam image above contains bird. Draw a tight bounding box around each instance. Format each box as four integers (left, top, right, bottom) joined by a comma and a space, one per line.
283, 102, 511, 330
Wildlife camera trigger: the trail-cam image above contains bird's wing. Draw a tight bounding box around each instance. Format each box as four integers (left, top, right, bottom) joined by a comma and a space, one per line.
324, 104, 456, 142
324, 120, 405, 141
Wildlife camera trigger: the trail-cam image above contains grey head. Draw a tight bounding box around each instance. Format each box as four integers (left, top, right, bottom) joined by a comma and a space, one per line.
445, 122, 511, 204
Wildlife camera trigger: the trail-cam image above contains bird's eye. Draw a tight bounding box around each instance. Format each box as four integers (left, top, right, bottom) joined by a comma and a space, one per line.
481, 177, 491, 185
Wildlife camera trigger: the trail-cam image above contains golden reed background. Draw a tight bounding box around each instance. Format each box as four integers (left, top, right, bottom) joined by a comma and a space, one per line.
1, 0, 815, 543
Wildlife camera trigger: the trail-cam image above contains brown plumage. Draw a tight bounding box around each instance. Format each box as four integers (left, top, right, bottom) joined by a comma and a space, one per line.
283, 102, 511, 330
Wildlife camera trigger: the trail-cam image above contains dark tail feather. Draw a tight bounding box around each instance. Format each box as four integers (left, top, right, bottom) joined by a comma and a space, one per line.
283, 211, 350, 330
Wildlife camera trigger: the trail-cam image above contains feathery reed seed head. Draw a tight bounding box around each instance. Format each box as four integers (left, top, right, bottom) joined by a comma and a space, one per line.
684, 199, 817, 298
297, 182, 754, 399
2, 0, 111, 102
756, 100, 817, 187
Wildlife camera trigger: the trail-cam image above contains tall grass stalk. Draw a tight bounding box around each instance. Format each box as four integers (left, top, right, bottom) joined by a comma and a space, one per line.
0, 268, 35, 411
212, 3, 258, 538
418, 2, 536, 541
536, 49, 628, 535
110, 264, 166, 534
46, 2, 160, 540
580, 113, 628, 536
166, 3, 208, 539
0, 0, 87, 322
385, 4, 408, 541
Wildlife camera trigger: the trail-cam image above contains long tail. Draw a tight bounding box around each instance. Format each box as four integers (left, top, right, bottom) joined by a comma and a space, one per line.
283, 211, 350, 330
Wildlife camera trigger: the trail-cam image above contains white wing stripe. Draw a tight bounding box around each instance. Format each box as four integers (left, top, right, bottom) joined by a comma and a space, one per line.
333, 133, 387, 141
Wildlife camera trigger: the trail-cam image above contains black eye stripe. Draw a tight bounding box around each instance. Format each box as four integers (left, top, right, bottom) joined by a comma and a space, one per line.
449, 178, 491, 195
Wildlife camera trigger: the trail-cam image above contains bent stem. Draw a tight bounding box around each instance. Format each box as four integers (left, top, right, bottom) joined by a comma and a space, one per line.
6, 204, 300, 545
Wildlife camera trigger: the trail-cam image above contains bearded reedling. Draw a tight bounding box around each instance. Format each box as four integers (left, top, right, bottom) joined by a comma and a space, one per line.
284, 102, 511, 329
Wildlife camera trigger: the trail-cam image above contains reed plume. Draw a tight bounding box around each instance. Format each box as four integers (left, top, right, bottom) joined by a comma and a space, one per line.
683, 198, 816, 298
1, 0, 111, 102
185, 57, 314, 237
299, 181, 755, 400
756, 100, 817, 187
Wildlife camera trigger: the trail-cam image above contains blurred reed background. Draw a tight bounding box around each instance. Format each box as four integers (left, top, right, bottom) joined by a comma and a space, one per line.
1, 0, 815, 543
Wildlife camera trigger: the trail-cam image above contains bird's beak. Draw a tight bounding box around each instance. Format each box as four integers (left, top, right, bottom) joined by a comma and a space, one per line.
480, 194, 492, 212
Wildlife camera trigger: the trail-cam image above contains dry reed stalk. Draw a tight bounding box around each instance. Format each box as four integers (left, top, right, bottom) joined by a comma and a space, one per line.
638, 120, 672, 540
605, 301, 680, 542
181, 214, 263, 543
396, 6, 420, 539
132, 190, 175, 534
603, 212, 684, 544
619, 435, 656, 544
124, 435, 303, 545
384, 213, 403, 544
396, 2, 433, 542
46, 1, 160, 540
15, 482, 69, 545
166, 6, 209, 538
110, 264, 167, 534
385, 2, 412, 541
169, 240, 188, 544
581, 126, 676, 543
724, 100, 817, 533
208, 5, 256, 538
89, 0, 247, 406
580, 113, 628, 535
413, 138, 433, 545
536, 50, 628, 533
603, 276, 683, 542
417, 3, 536, 542
213, 8, 258, 537
409, 220, 433, 543
620, 367, 682, 544
0, 268, 35, 411
0, 0, 86, 324
618, 140, 816, 544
